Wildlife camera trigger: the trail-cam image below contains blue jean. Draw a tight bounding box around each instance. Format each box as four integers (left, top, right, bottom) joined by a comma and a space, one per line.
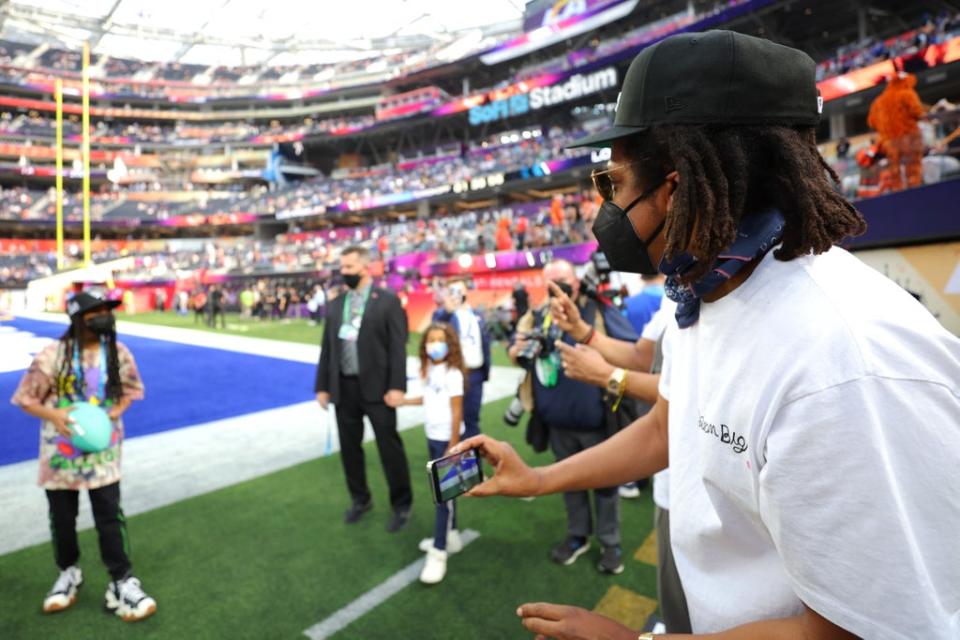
427, 438, 457, 551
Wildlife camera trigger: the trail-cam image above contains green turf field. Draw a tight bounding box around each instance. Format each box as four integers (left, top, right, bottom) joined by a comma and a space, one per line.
0, 397, 659, 639
123, 311, 515, 366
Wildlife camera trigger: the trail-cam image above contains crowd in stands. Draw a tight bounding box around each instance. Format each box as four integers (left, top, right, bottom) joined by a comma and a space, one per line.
815, 12, 960, 81
241, 125, 592, 218
0, 112, 377, 147
0, 189, 600, 286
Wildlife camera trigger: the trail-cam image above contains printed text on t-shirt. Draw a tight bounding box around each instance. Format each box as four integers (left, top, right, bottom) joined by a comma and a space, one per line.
697, 415, 748, 454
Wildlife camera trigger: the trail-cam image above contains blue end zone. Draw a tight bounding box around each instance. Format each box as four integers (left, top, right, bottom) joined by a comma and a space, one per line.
0, 317, 317, 466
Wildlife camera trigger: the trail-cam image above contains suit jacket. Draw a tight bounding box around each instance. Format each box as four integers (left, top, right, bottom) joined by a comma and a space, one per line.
315, 286, 408, 405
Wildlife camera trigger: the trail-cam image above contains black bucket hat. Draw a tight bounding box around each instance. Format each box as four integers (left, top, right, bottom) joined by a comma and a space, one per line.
568, 30, 822, 148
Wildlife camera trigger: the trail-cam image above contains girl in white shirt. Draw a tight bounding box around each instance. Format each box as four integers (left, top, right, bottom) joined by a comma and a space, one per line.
403, 323, 466, 584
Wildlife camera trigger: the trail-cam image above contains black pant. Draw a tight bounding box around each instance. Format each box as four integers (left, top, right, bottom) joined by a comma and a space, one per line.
46, 482, 131, 581
335, 376, 412, 510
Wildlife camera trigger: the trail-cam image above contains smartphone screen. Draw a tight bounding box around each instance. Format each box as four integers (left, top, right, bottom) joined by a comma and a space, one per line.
427, 448, 484, 504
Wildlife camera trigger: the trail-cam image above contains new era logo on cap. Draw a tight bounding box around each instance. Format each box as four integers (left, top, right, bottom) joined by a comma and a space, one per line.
67, 300, 80, 316
665, 97, 686, 113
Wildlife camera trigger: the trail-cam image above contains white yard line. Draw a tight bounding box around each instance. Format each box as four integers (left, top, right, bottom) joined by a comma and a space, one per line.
13, 311, 321, 363
302, 530, 481, 640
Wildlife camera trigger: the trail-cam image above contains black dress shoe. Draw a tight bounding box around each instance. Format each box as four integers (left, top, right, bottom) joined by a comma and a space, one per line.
344, 500, 372, 524
385, 507, 411, 533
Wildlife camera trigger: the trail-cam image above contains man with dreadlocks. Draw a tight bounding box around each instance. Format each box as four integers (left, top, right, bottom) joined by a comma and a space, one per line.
452, 31, 960, 639
11, 290, 157, 622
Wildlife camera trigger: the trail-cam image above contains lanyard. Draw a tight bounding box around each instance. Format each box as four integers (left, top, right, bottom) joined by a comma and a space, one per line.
342, 287, 371, 328
72, 339, 107, 404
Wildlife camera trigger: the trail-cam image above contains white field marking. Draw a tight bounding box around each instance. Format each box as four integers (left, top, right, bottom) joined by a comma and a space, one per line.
0, 361, 523, 556
13, 311, 320, 363
302, 529, 480, 640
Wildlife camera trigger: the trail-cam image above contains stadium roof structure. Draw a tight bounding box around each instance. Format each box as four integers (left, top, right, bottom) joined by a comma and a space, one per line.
0, 0, 524, 67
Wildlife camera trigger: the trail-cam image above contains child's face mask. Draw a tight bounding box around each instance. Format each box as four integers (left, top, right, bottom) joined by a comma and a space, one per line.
426, 341, 448, 361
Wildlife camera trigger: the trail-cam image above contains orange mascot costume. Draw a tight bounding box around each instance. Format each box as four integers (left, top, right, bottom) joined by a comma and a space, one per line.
867, 73, 926, 191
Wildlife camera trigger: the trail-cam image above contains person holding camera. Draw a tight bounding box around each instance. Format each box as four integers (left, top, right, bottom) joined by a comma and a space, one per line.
432, 278, 491, 438
509, 259, 638, 575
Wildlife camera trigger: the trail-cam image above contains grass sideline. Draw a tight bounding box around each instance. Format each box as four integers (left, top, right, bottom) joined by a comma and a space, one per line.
0, 397, 658, 639
123, 311, 514, 366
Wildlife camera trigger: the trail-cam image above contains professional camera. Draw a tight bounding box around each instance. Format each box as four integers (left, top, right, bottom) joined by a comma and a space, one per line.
580, 250, 625, 308
515, 323, 563, 370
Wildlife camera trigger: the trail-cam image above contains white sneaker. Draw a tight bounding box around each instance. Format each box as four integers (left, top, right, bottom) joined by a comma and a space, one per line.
619, 482, 641, 499
419, 547, 448, 584
104, 576, 157, 622
418, 529, 463, 554
43, 566, 83, 614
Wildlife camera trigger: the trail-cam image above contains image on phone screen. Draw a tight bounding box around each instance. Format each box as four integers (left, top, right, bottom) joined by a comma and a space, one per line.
428, 448, 483, 504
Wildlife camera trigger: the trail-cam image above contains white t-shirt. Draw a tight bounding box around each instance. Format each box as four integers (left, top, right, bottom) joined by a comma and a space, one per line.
454, 307, 484, 370
422, 363, 465, 442
658, 246, 960, 637
643, 299, 677, 511
641, 298, 677, 341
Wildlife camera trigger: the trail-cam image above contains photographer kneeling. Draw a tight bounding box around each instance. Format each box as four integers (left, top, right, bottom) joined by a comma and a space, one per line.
509, 259, 637, 574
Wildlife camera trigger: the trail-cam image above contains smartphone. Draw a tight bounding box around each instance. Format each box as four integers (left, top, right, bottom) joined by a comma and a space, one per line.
426, 448, 484, 505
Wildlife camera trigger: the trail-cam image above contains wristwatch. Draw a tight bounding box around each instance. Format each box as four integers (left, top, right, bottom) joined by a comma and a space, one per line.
606, 368, 626, 396
637, 634, 657, 640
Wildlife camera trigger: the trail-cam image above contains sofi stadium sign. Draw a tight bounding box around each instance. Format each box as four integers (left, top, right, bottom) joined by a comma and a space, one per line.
468, 67, 618, 126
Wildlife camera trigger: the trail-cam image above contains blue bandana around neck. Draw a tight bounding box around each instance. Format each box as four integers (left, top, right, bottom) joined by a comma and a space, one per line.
660, 209, 786, 329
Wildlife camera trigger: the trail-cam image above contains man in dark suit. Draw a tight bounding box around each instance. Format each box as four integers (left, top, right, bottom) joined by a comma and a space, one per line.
315, 245, 413, 532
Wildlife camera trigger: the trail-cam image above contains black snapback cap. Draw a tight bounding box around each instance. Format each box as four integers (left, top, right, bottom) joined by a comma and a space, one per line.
568, 30, 822, 148
66, 290, 121, 319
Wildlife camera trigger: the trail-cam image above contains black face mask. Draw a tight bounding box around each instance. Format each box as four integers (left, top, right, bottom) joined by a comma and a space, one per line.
342, 273, 362, 289
591, 181, 666, 275
548, 281, 574, 299
84, 315, 115, 335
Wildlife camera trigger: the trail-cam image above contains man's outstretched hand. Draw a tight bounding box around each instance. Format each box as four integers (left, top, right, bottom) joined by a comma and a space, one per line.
518, 603, 637, 640
449, 435, 543, 497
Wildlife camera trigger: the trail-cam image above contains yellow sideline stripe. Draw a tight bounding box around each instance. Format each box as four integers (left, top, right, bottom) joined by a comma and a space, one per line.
593, 585, 659, 630
634, 529, 658, 565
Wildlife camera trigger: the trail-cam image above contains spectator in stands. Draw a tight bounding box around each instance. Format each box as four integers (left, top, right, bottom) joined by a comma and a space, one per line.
835, 137, 850, 159
454, 30, 960, 639
495, 218, 514, 251
432, 279, 491, 439
868, 72, 927, 191
515, 216, 528, 248
315, 246, 413, 532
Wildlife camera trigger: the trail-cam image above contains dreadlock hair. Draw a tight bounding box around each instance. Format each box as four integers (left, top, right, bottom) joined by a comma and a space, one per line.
623, 124, 867, 281
56, 314, 123, 404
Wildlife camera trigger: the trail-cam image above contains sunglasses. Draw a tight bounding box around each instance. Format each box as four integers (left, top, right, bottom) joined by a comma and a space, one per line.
590, 160, 645, 201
